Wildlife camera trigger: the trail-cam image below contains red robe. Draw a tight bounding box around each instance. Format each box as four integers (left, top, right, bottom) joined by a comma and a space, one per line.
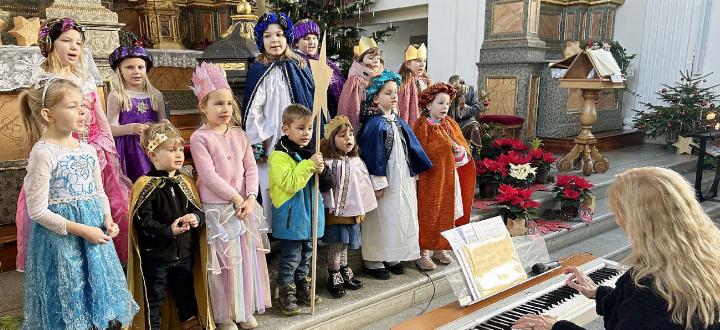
414, 116, 475, 251
398, 75, 430, 125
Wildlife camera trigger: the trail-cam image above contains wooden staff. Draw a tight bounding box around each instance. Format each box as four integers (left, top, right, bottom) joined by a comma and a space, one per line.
308, 32, 332, 314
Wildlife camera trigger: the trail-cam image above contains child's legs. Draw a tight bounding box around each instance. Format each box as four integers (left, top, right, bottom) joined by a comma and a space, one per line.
141, 260, 171, 329
207, 269, 233, 323
278, 239, 303, 286
327, 243, 344, 271
166, 258, 198, 322
294, 240, 313, 282
258, 163, 273, 232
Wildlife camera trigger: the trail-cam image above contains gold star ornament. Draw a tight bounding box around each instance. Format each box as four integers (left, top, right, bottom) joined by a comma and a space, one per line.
309, 32, 333, 128
8, 16, 40, 46
673, 136, 694, 155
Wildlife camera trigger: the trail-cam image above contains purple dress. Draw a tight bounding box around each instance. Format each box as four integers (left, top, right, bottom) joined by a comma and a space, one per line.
115, 96, 158, 182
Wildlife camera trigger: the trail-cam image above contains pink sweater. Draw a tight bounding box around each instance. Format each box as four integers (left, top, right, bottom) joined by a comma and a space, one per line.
190, 124, 259, 203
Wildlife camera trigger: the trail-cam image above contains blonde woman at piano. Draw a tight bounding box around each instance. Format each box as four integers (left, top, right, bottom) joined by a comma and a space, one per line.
513, 167, 720, 330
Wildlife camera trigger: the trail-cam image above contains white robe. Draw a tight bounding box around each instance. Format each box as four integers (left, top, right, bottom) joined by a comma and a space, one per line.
361, 114, 421, 262
244, 66, 292, 232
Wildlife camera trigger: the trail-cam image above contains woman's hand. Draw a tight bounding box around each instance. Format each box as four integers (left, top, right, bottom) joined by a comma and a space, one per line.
512, 314, 557, 330
564, 266, 598, 298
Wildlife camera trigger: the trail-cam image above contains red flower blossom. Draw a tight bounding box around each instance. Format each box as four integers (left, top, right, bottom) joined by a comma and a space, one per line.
562, 189, 581, 200
498, 151, 531, 166
553, 175, 593, 202
496, 184, 540, 219
492, 138, 528, 152
542, 152, 557, 164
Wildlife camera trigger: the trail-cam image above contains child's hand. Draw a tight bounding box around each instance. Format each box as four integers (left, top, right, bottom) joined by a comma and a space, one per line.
375, 189, 385, 199
81, 225, 112, 244
238, 197, 256, 220
103, 216, 119, 238
171, 217, 191, 236
179, 214, 199, 228
311, 152, 324, 173
133, 123, 149, 135
231, 194, 245, 219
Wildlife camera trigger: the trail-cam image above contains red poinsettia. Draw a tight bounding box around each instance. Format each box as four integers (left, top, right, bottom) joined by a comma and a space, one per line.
495, 184, 540, 220
492, 138, 528, 153
475, 158, 508, 183
528, 148, 557, 171
497, 150, 532, 166
553, 175, 594, 206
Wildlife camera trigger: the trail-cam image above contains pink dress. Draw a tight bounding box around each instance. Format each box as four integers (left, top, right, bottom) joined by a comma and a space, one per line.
397, 75, 430, 125
337, 61, 379, 131
16, 71, 131, 269
190, 124, 271, 323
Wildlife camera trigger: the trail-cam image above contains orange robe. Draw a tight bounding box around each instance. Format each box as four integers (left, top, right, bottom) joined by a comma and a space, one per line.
414, 116, 475, 250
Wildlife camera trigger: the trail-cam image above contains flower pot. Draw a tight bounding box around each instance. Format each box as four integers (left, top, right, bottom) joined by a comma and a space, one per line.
477, 180, 499, 199
534, 167, 550, 184
505, 217, 528, 236
561, 201, 579, 218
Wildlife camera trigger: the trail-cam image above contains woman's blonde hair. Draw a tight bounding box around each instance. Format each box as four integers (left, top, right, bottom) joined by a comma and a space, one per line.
608, 167, 720, 328
18, 79, 81, 148
255, 43, 306, 69
110, 66, 161, 112
41, 41, 87, 78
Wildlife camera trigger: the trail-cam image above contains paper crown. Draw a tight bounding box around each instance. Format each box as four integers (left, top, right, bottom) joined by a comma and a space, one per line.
109, 45, 154, 71
324, 115, 352, 138
292, 19, 320, 44
190, 62, 231, 102
353, 36, 378, 59
404, 43, 427, 61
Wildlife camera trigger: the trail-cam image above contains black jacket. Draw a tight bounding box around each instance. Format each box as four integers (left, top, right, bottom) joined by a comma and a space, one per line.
553, 269, 720, 330
134, 168, 205, 262
274, 135, 334, 193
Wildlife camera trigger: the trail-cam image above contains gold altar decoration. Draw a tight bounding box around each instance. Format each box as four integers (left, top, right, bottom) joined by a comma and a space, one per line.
550, 49, 624, 176
8, 16, 39, 46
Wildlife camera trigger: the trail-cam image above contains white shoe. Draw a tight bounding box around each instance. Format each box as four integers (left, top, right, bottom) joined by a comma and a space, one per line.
217, 322, 238, 330
239, 315, 258, 329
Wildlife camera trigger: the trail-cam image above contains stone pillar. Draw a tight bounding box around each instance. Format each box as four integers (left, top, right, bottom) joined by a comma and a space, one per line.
477, 0, 545, 139
44, 0, 123, 80
137, 0, 185, 50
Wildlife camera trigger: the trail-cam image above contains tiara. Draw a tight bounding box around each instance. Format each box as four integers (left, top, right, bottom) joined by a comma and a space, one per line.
190, 62, 231, 102
324, 115, 352, 138
147, 133, 168, 152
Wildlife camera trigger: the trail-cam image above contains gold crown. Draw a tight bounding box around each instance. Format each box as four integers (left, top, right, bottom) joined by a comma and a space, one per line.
404, 43, 427, 61
147, 133, 168, 152
324, 115, 352, 138
353, 36, 378, 58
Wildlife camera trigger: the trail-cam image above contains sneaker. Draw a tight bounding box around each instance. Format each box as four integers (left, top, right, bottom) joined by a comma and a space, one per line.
362, 265, 391, 280
217, 322, 238, 330
433, 250, 454, 265
326, 269, 347, 298
295, 277, 323, 305
340, 265, 363, 290
239, 315, 258, 329
278, 284, 302, 316
383, 261, 406, 275
415, 250, 437, 271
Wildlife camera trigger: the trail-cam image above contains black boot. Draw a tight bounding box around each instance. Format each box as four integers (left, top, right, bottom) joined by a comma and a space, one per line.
326, 270, 347, 298
340, 265, 363, 290
295, 277, 323, 305
278, 284, 302, 316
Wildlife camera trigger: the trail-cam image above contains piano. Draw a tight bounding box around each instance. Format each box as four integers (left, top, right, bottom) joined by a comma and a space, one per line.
393, 253, 625, 330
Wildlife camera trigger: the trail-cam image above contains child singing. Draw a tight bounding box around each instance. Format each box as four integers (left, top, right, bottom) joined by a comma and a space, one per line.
19, 78, 138, 329
320, 115, 377, 298
356, 70, 432, 279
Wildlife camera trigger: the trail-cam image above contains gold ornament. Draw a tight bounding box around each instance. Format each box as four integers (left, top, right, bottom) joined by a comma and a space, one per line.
8, 16, 40, 46
673, 136, 693, 155
353, 36, 378, 59
323, 115, 351, 138
147, 133, 168, 152
404, 43, 427, 61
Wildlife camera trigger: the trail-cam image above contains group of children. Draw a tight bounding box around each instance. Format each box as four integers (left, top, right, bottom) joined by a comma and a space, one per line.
15, 13, 476, 330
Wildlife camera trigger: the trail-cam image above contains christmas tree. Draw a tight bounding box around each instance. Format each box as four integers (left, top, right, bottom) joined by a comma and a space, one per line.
633, 70, 719, 145
265, 0, 398, 72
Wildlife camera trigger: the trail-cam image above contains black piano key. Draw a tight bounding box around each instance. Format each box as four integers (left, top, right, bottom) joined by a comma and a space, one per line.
505, 310, 525, 318
476, 323, 503, 330
495, 314, 518, 324
515, 306, 536, 314
485, 319, 510, 329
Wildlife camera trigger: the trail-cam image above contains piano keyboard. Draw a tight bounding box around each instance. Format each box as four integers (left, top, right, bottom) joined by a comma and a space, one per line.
439, 259, 624, 330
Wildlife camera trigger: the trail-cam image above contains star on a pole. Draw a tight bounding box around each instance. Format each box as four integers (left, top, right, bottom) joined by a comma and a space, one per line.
673, 136, 694, 155
309, 32, 333, 126
8, 16, 40, 46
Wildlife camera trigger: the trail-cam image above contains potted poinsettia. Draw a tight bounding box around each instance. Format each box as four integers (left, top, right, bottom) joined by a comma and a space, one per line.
475, 158, 508, 199
498, 151, 536, 187
495, 184, 540, 236
492, 138, 528, 154
552, 175, 593, 217
528, 148, 557, 184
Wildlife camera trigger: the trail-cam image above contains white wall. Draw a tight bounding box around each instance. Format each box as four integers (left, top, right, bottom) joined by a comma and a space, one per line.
612, 0, 647, 126
363, 19, 429, 75
700, 1, 720, 90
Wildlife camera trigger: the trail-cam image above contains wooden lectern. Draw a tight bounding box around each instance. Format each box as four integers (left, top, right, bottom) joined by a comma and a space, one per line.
550, 50, 625, 176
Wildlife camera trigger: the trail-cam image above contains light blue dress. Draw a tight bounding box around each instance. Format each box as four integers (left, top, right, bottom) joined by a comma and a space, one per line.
21, 141, 138, 329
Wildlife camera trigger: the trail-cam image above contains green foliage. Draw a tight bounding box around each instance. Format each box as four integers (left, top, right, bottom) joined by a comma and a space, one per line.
266, 0, 398, 73
633, 71, 719, 145
0, 316, 22, 330
609, 41, 636, 75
